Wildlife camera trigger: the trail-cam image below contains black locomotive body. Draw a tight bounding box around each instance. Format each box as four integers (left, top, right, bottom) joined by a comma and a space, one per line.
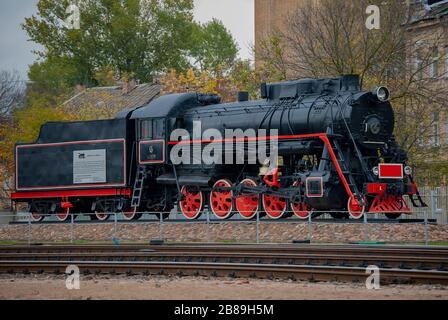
11, 75, 426, 222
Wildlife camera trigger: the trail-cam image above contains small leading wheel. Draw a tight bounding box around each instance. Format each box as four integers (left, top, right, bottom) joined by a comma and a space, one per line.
122, 207, 139, 221
180, 186, 204, 220
210, 179, 234, 220
291, 201, 312, 220
56, 208, 70, 222
347, 195, 366, 220
30, 211, 45, 222
262, 193, 287, 219
235, 178, 259, 219
93, 211, 110, 221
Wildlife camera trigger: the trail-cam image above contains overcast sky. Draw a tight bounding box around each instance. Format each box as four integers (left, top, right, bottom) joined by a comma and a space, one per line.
0, 0, 254, 81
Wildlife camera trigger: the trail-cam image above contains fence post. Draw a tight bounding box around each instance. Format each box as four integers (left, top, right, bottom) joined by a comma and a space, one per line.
114, 212, 117, 239
206, 209, 210, 243
430, 190, 435, 220
27, 213, 31, 246
424, 211, 429, 246
70, 212, 74, 244
159, 212, 164, 241
363, 210, 369, 243
256, 211, 260, 244
308, 211, 312, 243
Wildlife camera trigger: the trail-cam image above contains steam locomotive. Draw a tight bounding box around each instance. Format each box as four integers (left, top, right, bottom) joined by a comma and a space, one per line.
11, 75, 426, 222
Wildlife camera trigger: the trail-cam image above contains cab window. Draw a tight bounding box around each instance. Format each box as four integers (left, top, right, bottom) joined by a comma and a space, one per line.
153, 119, 165, 139
140, 120, 153, 139
140, 119, 165, 140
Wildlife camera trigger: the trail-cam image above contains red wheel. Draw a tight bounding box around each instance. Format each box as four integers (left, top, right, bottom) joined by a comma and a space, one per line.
180, 186, 204, 219
30, 212, 44, 222
348, 196, 366, 219
291, 181, 312, 219
123, 207, 138, 221
94, 211, 110, 221
56, 208, 70, 222
262, 193, 287, 219
210, 179, 233, 219
235, 179, 259, 219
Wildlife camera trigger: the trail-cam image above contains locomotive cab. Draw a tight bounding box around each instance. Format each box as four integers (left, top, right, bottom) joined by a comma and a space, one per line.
137, 118, 166, 165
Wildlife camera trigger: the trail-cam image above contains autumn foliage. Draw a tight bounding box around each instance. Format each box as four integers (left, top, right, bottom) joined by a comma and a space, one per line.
160, 62, 262, 103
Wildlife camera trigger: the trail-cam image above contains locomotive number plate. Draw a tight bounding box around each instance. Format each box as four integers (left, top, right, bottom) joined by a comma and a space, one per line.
139, 140, 165, 164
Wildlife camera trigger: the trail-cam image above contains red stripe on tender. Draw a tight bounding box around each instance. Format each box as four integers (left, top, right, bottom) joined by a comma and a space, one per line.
11, 188, 132, 200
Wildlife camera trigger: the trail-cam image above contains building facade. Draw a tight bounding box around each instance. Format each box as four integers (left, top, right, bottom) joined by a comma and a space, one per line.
406, 0, 448, 184
407, 0, 448, 147
254, 0, 308, 69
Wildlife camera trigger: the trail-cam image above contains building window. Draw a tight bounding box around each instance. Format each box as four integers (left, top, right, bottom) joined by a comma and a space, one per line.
415, 56, 423, 80
430, 112, 440, 146
417, 125, 425, 147
431, 47, 439, 79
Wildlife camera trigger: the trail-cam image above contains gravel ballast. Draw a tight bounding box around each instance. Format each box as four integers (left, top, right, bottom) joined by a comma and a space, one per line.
0, 222, 447, 244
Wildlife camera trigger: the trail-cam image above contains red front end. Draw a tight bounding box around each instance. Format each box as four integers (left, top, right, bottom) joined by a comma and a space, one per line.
365, 163, 422, 216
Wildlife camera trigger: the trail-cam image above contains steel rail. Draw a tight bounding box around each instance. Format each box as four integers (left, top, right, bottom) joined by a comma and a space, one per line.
1, 244, 447, 258
0, 251, 446, 270
0, 260, 447, 285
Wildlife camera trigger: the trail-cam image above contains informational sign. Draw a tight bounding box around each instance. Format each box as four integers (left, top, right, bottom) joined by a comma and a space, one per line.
73, 149, 106, 184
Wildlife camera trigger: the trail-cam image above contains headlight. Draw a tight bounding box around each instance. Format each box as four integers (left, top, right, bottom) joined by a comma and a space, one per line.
373, 167, 379, 176
404, 166, 412, 175
373, 86, 390, 102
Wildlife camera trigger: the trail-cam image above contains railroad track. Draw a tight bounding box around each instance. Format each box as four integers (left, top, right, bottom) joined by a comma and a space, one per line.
0, 251, 447, 270
1, 244, 448, 257
1, 244, 448, 285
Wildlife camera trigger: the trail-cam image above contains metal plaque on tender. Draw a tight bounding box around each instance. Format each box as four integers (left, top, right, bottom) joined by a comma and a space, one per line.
379, 163, 403, 179
139, 140, 165, 164
73, 149, 106, 184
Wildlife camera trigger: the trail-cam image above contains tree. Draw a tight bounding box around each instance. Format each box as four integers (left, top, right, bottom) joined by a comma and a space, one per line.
189, 18, 239, 73
27, 56, 79, 101
160, 60, 261, 103
256, 0, 448, 183
23, 0, 197, 89
0, 70, 25, 117
0, 70, 26, 206
22, 0, 238, 92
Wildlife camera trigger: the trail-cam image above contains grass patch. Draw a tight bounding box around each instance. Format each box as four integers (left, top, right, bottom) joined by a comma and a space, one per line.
0, 240, 22, 245
426, 242, 448, 246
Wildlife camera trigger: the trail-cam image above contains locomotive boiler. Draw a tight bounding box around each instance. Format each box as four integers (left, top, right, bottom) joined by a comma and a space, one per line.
11, 75, 426, 222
